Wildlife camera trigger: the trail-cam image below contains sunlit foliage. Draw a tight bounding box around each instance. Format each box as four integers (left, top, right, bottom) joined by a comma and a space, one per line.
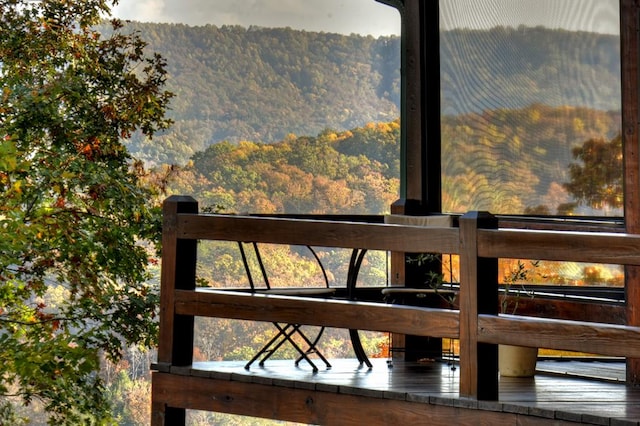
0, 0, 171, 423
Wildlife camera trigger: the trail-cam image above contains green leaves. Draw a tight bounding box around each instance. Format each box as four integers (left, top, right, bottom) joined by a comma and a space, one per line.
0, 138, 18, 172
0, 0, 170, 423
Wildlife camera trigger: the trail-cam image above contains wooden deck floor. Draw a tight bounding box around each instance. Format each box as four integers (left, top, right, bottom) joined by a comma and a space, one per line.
157, 357, 640, 425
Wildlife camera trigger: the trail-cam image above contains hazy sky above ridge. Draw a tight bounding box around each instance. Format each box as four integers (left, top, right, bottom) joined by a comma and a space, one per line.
112, 0, 619, 36
112, 0, 401, 36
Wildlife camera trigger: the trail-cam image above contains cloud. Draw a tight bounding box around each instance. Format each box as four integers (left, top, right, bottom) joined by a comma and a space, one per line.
112, 0, 168, 23
112, 0, 619, 37
111, 0, 402, 36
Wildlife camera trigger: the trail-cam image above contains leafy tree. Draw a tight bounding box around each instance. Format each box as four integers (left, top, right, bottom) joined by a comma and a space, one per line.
0, 0, 172, 423
564, 134, 623, 211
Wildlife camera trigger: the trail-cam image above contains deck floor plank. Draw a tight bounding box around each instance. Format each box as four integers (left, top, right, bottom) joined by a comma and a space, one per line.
173, 357, 640, 424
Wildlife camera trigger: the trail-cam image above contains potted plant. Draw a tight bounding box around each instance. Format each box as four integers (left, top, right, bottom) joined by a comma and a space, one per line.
498, 260, 539, 377
404, 255, 540, 376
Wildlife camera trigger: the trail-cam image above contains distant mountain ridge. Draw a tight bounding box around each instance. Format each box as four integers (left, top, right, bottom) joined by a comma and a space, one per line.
115, 22, 620, 165
121, 23, 400, 164
440, 26, 620, 115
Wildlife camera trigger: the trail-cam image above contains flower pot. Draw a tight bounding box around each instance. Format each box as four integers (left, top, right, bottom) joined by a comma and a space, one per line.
499, 344, 538, 377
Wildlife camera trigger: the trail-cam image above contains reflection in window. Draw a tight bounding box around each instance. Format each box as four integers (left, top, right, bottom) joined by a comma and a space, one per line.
439, 0, 621, 217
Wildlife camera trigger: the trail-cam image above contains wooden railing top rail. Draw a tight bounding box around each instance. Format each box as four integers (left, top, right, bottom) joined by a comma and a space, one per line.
171, 208, 638, 303
177, 213, 460, 254
178, 213, 640, 267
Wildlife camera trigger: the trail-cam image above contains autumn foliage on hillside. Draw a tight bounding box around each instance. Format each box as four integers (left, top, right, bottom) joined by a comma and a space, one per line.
168, 120, 401, 215
166, 104, 621, 218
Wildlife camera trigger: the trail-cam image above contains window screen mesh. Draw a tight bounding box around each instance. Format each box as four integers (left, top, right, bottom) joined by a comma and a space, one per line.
439, 0, 621, 216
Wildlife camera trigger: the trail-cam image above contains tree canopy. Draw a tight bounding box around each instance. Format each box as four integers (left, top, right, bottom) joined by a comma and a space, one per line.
0, 0, 172, 423
564, 134, 623, 211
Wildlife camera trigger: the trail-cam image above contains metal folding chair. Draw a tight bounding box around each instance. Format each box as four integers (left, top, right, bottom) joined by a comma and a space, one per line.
239, 242, 335, 372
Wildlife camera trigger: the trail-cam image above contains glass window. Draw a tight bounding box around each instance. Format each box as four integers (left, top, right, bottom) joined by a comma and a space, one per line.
440, 0, 621, 217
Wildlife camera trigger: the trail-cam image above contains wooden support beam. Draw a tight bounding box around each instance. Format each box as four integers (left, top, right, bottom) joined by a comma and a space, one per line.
152, 373, 564, 426
459, 212, 498, 400
622, 0, 640, 385
402, 0, 423, 202
155, 195, 198, 425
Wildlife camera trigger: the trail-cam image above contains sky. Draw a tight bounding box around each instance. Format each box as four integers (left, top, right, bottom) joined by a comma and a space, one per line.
440, 0, 619, 34
112, 0, 402, 37
111, 0, 619, 37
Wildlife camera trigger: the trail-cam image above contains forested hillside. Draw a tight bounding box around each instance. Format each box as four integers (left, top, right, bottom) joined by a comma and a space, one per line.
167, 105, 620, 216
168, 120, 401, 214
440, 26, 620, 115
442, 104, 620, 215
115, 23, 401, 165
108, 23, 620, 166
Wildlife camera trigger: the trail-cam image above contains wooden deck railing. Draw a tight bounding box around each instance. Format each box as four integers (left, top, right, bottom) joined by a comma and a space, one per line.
154, 195, 640, 421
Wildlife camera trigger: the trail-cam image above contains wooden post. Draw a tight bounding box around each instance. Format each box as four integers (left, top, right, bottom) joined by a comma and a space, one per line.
386, 0, 444, 363
399, 0, 441, 209
388, 201, 407, 360
459, 212, 498, 400
621, 0, 640, 385
388, 198, 445, 362
153, 195, 198, 425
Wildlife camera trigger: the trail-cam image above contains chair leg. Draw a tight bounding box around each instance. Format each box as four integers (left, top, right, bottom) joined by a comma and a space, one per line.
264, 323, 320, 372
349, 329, 372, 368
246, 323, 330, 372
293, 325, 332, 369
245, 323, 296, 370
